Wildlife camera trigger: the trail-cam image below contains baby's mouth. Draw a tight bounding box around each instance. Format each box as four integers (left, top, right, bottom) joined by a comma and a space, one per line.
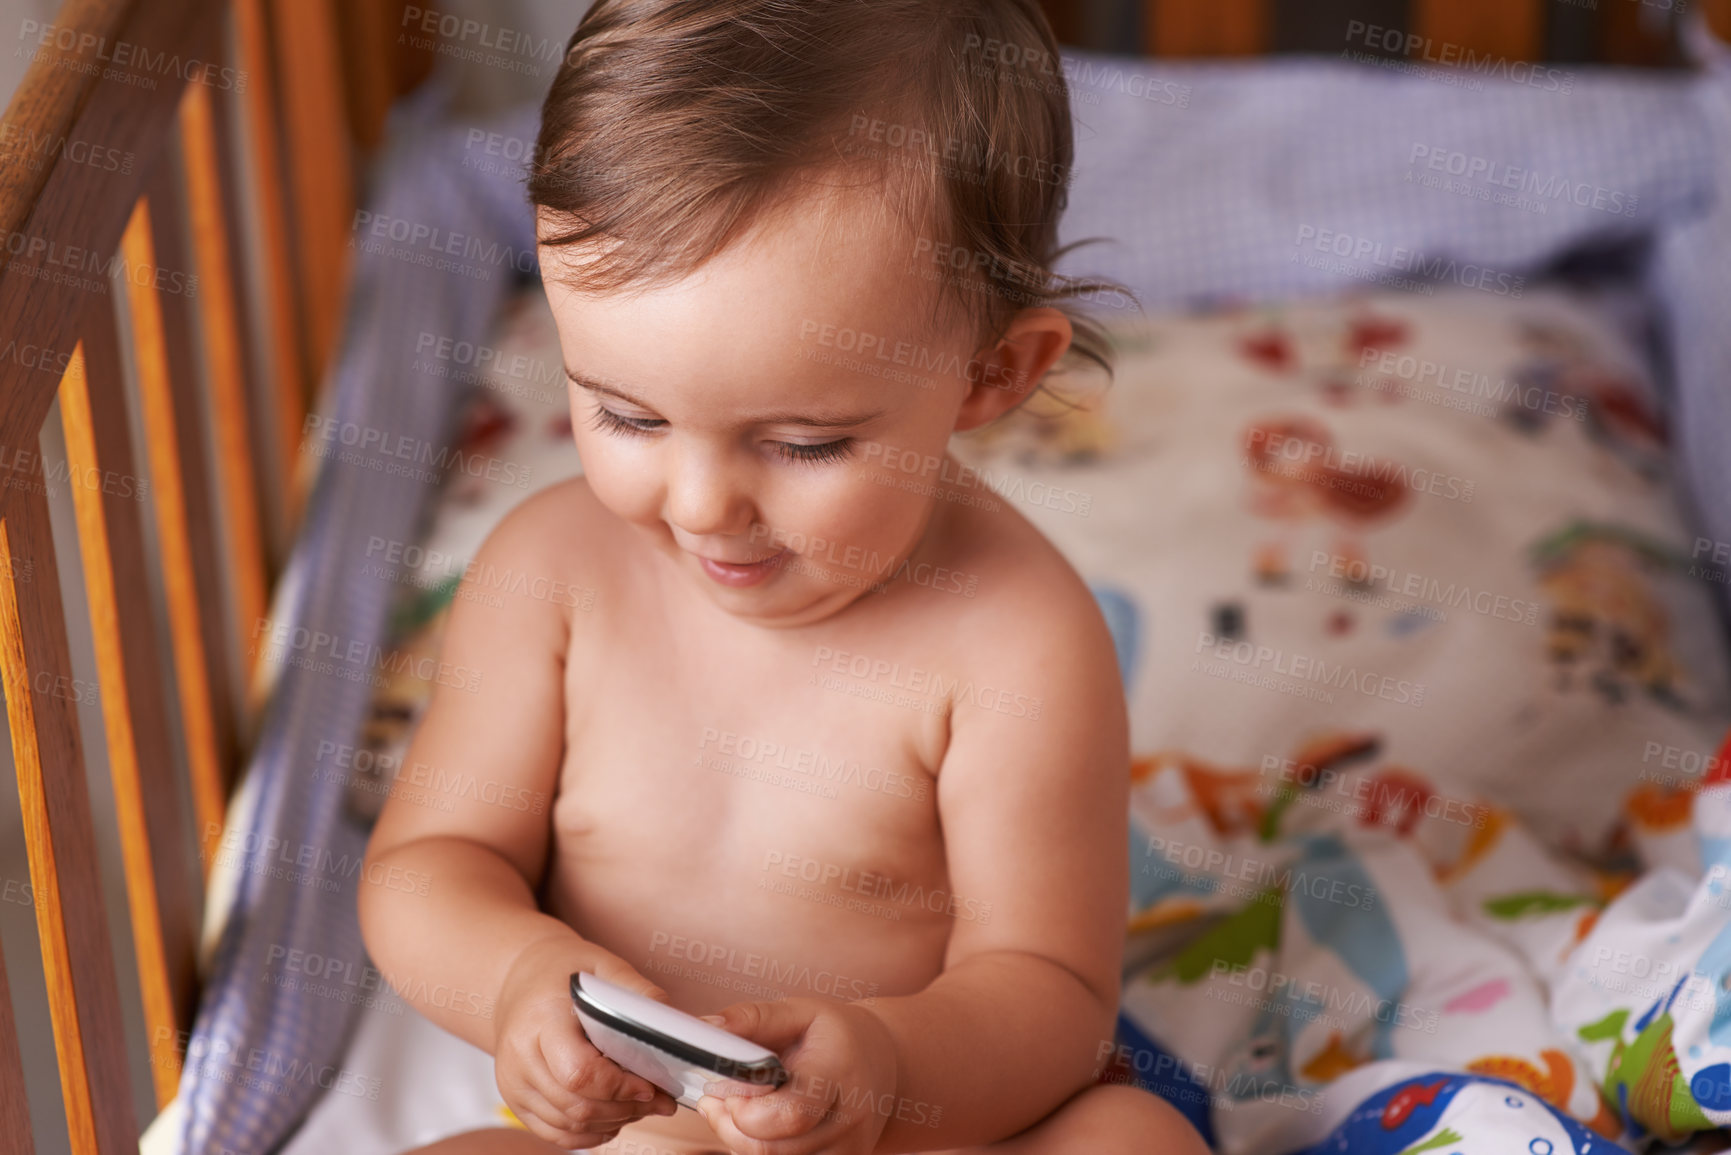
693, 550, 786, 588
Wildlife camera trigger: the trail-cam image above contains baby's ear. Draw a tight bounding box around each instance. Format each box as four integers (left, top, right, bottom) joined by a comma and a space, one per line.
952, 307, 1073, 433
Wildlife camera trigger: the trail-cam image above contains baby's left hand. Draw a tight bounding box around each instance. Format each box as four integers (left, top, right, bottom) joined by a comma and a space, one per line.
695, 997, 899, 1155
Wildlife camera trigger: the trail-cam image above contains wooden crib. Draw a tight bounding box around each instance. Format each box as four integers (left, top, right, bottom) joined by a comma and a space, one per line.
0, 0, 430, 1148
0, 0, 1723, 1151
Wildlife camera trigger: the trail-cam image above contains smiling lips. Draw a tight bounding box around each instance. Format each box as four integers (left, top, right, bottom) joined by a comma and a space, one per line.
695, 550, 786, 587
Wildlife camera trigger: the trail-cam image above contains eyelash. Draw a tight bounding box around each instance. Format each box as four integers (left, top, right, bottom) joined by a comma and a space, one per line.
585, 404, 855, 465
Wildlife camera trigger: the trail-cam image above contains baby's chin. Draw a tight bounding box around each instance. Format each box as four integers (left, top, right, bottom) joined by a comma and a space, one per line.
633, 506, 944, 627
687, 561, 878, 629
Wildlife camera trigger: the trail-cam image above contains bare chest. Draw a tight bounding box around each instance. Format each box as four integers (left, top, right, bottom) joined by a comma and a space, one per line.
542, 582, 963, 1002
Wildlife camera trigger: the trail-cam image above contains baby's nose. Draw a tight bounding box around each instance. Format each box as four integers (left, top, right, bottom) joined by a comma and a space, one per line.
663, 447, 754, 538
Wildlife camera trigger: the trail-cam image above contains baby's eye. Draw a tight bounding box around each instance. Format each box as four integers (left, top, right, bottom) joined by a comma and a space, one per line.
587, 405, 664, 436
587, 403, 852, 466
772, 439, 854, 466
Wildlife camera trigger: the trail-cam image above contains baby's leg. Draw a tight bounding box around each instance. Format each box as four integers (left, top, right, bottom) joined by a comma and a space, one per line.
937, 1083, 1212, 1155
396, 1131, 563, 1154
396, 1128, 723, 1155
401, 1089, 1204, 1154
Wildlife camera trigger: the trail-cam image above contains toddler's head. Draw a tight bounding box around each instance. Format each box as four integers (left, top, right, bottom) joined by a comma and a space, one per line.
530, 0, 1120, 627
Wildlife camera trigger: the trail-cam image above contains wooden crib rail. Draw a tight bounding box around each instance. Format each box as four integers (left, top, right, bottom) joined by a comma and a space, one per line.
1120, 0, 1730, 61
0, 0, 362, 1148
1142, 0, 1550, 59
0, 0, 234, 1146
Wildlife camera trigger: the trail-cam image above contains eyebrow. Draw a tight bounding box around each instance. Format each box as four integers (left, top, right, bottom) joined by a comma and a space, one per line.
564, 367, 887, 429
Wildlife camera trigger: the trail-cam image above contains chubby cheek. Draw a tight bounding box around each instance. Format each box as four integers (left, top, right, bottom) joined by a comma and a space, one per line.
569, 423, 664, 530
760, 464, 928, 569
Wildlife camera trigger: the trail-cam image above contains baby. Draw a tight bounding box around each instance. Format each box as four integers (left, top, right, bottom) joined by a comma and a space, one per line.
358, 2, 1208, 1153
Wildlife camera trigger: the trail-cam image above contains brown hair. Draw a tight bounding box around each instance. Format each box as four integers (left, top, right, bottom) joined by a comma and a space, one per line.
527, 0, 1133, 393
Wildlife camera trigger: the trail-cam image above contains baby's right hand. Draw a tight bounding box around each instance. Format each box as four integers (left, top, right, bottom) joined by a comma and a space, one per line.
493, 937, 680, 1148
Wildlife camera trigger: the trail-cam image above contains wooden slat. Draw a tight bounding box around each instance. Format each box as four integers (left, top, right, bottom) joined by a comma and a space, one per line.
180, 82, 271, 699
334, 0, 396, 152
122, 191, 235, 874
338, 0, 436, 148
0, 0, 130, 250
205, 80, 287, 576
61, 310, 198, 1109
1710, 0, 1731, 43
1412, 0, 1542, 63
270, 0, 353, 394
233, 0, 311, 538
1146, 0, 1264, 55
0, 483, 137, 1155
147, 152, 243, 765
392, 2, 440, 101
0, 931, 33, 1151
0, 0, 224, 456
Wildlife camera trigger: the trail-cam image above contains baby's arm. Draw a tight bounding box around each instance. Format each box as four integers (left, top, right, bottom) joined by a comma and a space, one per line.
357, 486, 677, 1145
860, 580, 1132, 1150
698, 569, 1132, 1154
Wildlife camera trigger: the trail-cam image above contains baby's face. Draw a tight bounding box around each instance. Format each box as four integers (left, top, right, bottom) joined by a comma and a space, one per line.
538, 187, 1059, 628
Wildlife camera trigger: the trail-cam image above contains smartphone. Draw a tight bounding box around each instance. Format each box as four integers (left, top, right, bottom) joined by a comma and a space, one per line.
570, 971, 790, 1109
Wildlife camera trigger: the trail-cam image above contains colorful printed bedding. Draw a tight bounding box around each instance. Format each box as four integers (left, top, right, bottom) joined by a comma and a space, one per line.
957, 286, 1731, 1153
334, 281, 1731, 1154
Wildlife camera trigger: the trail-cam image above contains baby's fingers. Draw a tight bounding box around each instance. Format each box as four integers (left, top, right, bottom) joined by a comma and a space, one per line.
510, 1084, 617, 1150
544, 1016, 663, 1103
523, 1046, 628, 1119
531, 1073, 653, 1134
586, 952, 672, 1004
699, 1092, 833, 1155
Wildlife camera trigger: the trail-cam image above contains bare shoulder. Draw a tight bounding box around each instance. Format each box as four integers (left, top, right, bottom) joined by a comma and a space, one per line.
470, 474, 623, 606
928, 495, 1126, 724
483, 473, 611, 554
